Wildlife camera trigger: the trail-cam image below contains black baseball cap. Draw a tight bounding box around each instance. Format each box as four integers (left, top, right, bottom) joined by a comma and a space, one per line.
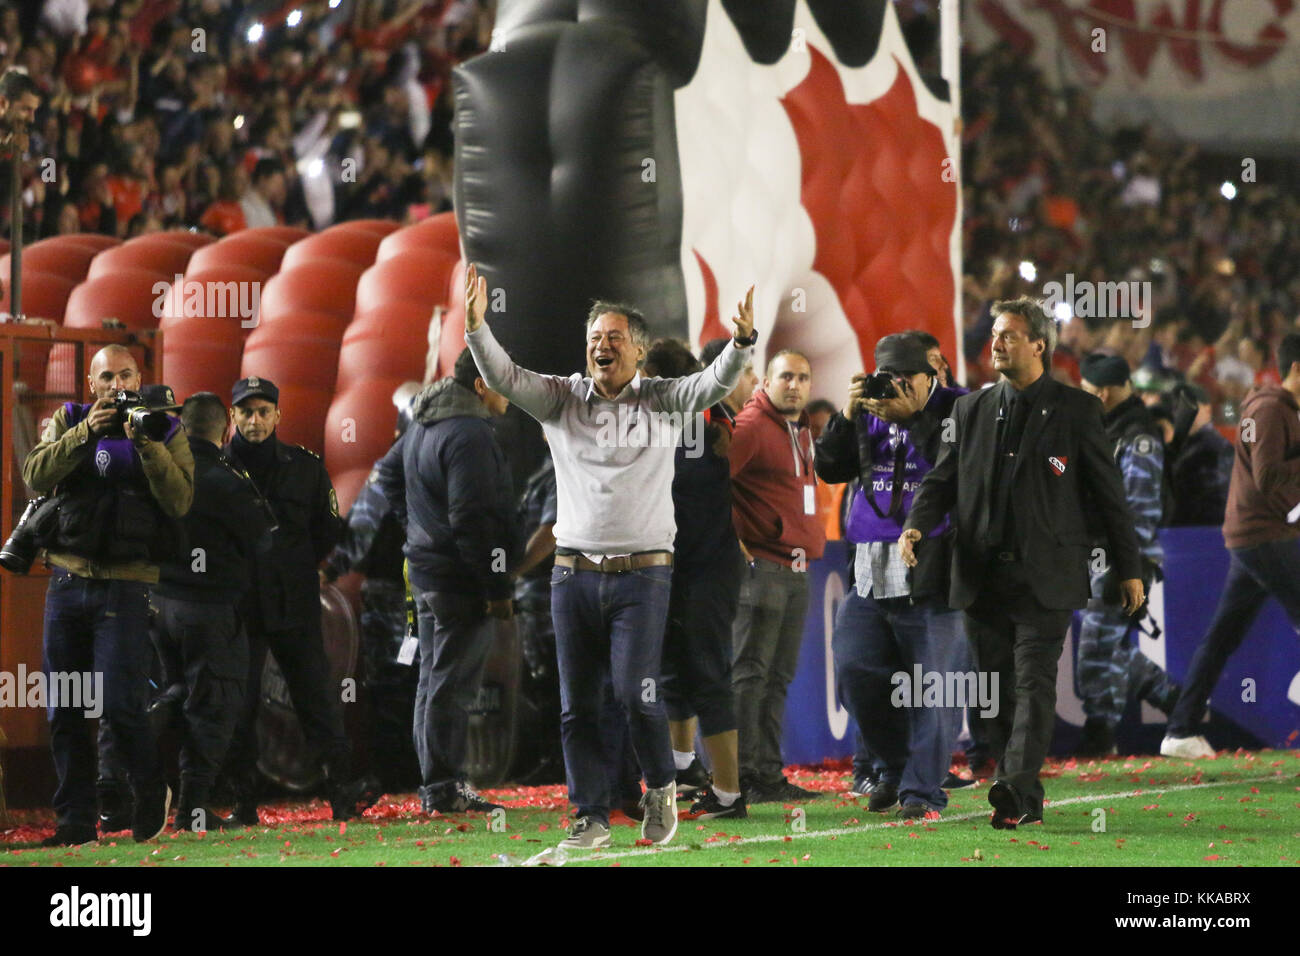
232, 376, 279, 406
139, 384, 182, 410
1081, 353, 1131, 388
874, 333, 934, 375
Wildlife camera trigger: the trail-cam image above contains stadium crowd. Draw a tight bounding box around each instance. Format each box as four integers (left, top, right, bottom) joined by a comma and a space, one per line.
1, 0, 491, 239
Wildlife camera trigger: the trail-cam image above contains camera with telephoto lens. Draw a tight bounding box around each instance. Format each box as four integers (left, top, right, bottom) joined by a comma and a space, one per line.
0, 496, 56, 574
107, 390, 172, 442
862, 370, 902, 401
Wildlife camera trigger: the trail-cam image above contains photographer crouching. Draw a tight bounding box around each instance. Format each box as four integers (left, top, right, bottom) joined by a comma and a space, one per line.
813, 333, 967, 819
19, 345, 194, 846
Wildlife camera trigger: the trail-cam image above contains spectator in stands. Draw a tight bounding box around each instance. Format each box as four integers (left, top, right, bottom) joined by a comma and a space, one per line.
240, 157, 285, 230
730, 348, 826, 804
1162, 334, 1300, 758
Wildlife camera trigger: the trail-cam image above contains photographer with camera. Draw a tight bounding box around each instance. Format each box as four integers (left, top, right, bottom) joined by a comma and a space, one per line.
814, 333, 966, 819
20, 344, 194, 846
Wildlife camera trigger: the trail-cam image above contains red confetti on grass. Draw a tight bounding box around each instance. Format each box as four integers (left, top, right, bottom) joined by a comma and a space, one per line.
635, 838, 653, 847
1204, 854, 1221, 861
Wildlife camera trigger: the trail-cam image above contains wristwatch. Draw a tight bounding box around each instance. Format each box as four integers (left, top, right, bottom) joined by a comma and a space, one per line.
733, 328, 758, 348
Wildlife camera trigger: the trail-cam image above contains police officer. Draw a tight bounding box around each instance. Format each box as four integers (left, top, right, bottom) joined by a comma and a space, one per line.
222, 376, 368, 822
150, 393, 275, 831
23, 345, 194, 846
1076, 353, 1181, 756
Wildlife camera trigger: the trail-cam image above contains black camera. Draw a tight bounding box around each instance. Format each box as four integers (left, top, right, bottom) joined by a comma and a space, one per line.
862, 370, 902, 400
107, 390, 172, 442
0, 496, 58, 574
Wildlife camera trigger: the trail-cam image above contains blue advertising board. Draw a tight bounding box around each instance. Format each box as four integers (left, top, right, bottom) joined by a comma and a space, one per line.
781, 533, 1300, 766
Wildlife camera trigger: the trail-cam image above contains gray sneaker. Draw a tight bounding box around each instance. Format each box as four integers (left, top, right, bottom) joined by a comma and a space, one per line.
639, 783, 679, 845
558, 816, 611, 850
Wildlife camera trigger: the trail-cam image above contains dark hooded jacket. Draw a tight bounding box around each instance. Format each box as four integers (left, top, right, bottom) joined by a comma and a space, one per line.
376, 378, 518, 600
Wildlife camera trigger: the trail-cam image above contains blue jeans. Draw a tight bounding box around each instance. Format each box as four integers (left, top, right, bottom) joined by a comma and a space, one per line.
43, 569, 160, 828
551, 564, 674, 825
832, 590, 967, 810
1169, 539, 1300, 736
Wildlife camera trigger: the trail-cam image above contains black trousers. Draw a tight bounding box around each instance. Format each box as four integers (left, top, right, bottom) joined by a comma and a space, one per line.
150, 594, 247, 794
225, 616, 352, 795
965, 559, 1072, 815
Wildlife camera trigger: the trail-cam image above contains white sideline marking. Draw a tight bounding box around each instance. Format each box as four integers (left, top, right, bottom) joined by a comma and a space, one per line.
564, 771, 1287, 864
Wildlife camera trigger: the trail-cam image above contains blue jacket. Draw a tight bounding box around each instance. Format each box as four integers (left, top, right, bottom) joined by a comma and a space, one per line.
376, 379, 518, 600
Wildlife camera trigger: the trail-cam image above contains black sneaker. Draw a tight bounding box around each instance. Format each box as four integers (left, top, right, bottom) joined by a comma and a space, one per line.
847, 776, 875, 798
690, 788, 749, 819
1076, 718, 1117, 758
98, 807, 133, 833
330, 775, 384, 821
232, 801, 260, 826
867, 781, 899, 812
132, 783, 172, 843
943, 771, 976, 789
41, 824, 98, 847
743, 780, 784, 804
675, 757, 712, 799
898, 802, 941, 821
988, 779, 1027, 830
423, 781, 504, 814
773, 780, 821, 802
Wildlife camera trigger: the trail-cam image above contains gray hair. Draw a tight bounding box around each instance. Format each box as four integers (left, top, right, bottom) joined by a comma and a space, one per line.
586, 300, 649, 350
991, 297, 1057, 358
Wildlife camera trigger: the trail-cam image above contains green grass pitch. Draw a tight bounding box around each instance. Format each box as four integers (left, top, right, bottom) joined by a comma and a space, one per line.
5, 751, 1298, 867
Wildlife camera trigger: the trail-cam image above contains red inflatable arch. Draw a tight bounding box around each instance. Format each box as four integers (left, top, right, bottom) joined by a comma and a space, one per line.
279, 227, 384, 274
1, 238, 99, 285
86, 235, 201, 283
187, 232, 291, 277
258, 260, 362, 323
375, 212, 459, 263
354, 249, 459, 316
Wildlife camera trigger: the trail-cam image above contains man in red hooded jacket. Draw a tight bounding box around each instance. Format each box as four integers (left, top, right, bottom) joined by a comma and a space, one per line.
728, 349, 826, 803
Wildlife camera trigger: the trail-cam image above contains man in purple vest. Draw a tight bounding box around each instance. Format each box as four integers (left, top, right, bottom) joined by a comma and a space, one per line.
814, 333, 968, 819
23, 345, 194, 846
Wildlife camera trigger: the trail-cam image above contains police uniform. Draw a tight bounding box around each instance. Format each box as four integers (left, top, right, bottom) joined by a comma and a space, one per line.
151, 428, 275, 828
1076, 356, 1179, 752
221, 377, 353, 817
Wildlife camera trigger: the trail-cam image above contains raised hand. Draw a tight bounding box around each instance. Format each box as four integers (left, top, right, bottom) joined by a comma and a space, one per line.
465, 263, 488, 333
731, 286, 755, 344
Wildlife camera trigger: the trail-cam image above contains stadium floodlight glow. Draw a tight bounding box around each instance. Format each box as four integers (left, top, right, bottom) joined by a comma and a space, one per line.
1018, 260, 1037, 283
307, 158, 324, 178
287, 9, 303, 27
246, 22, 264, 43
1220, 181, 1237, 200
329, 0, 341, 7
233, 114, 245, 130
1053, 300, 1072, 322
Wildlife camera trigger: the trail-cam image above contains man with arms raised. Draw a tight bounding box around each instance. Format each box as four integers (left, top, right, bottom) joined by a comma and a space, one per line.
464, 264, 755, 850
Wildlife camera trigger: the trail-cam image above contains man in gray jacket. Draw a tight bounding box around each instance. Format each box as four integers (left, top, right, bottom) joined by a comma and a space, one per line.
464, 264, 755, 850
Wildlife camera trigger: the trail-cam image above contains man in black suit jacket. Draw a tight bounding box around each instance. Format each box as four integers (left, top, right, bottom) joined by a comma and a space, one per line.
898, 298, 1144, 829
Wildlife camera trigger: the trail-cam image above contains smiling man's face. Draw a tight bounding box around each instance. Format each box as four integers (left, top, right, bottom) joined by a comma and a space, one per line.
586, 312, 644, 398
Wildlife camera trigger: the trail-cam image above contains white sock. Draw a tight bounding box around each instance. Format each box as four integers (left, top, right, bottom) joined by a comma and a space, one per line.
673, 750, 696, 771
712, 786, 741, 807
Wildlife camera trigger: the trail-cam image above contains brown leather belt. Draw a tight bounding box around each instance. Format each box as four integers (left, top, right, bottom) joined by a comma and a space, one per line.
554, 551, 673, 573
